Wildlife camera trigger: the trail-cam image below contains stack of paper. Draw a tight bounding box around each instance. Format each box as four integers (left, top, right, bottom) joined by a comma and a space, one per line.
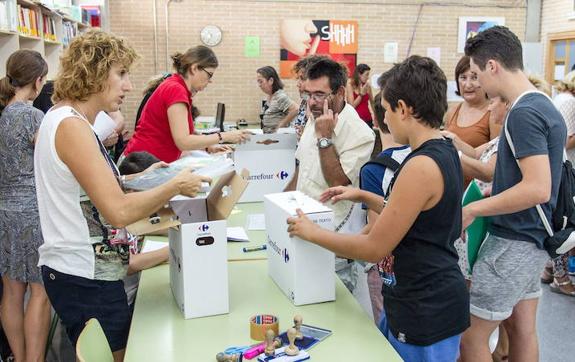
226, 226, 249, 242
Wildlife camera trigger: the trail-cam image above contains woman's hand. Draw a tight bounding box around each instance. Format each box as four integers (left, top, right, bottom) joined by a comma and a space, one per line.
287, 209, 319, 240
319, 186, 362, 204
440, 130, 459, 142
206, 144, 233, 154
172, 168, 212, 198
360, 82, 369, 96
222, 130, 251, 144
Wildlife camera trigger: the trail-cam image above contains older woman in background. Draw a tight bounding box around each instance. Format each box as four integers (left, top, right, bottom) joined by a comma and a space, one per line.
445, 56, 501, 186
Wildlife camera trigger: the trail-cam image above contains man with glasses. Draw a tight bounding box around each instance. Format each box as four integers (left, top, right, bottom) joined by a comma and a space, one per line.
286, 57, 375, 292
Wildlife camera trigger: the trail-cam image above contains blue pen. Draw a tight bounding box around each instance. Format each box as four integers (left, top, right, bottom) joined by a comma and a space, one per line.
243, 244, 267, 252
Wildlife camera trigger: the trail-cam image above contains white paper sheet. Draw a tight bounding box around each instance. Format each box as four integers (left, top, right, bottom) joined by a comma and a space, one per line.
93, 111, 117, 140
141, 239, 168, 253
384, 42, 398, 63
246, 213, 266, 231
227, 226, 249, 242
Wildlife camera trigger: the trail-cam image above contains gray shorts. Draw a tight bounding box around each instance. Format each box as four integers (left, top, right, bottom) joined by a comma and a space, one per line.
470, 234, 548, 321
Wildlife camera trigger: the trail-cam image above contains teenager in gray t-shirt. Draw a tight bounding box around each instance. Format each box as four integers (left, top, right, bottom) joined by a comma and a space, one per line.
489, 92, 567, 248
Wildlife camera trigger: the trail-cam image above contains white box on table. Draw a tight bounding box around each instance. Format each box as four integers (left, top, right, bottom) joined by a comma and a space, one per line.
234, 133, 297, 203
126, 171, 248, 319
264, 191, 335, 306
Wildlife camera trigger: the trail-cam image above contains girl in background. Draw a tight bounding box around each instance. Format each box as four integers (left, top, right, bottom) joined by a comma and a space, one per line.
0, 49, 50, 362
346, 64, 375, 128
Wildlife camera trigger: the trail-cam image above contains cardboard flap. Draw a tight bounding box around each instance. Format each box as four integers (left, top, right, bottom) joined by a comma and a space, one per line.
233, 134, 297, 152
207, 169, 249, 220
264, 191, 333, 216
126, 207, 180, 235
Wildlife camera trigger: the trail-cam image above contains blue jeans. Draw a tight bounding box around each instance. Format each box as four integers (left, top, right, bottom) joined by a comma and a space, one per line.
378, 313, 461, 362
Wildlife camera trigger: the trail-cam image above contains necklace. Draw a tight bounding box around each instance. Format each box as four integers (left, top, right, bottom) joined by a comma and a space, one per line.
70, 102, 89, 122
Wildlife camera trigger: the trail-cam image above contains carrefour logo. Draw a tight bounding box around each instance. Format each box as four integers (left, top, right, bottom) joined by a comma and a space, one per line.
277, 170, 289, 180
282, 248, 289, 263
247, 171, 289, 181
198, 224, 209, 232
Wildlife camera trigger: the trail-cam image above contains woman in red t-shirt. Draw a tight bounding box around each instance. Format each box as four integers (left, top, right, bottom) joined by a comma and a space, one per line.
124, 46, 250, 163
346, 63, 374, 128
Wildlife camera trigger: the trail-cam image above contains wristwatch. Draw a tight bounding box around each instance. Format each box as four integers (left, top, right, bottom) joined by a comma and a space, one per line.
317, 137, 333, 149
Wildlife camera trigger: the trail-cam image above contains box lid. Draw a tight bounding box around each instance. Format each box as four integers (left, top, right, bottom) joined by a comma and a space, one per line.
233, 133, 297, 152
126, 207, 179, 236
126, 170, 249, 235
207, 169, 249, 220
264, 191, 333, 216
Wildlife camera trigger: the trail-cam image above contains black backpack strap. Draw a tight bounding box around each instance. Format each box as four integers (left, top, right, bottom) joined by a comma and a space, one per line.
367, 154, 400, 172
359, 153, 401, 193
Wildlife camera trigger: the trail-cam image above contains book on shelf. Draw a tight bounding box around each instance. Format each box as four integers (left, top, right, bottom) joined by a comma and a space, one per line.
0, 0, 9, 31
81, 5, 100, 27
17, 5, 40, 38
42, 13, 57, 42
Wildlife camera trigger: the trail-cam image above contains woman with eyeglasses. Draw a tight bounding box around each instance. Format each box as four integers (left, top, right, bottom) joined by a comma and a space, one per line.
124, 45, 250, 163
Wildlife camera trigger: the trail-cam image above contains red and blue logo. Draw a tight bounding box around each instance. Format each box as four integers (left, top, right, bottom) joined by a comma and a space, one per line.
198, 224, 210, 232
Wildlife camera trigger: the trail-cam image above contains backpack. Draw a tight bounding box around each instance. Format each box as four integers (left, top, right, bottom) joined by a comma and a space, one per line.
504, 107, 575, 258
360, 153, 401, 198
541, 159, 575, 258
359, 152, 403, 286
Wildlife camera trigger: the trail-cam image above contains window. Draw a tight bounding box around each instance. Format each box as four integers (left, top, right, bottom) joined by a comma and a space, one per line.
546, 31, 575, 83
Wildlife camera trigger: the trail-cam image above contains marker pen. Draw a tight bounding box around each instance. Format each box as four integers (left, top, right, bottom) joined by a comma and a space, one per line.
243, 244, 267, 253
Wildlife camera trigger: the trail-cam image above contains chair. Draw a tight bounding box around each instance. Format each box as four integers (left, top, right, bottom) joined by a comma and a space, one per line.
75, 319, 114, 362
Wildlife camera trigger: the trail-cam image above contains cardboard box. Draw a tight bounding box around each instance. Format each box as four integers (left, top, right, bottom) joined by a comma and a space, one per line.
234, 133, 297, 203
264, 191, 335, 306
127, 170, 248, 319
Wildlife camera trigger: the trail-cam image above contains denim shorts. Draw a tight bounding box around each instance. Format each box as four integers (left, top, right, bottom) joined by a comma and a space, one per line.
378, 312, 461, 361
41, 266, 131, 352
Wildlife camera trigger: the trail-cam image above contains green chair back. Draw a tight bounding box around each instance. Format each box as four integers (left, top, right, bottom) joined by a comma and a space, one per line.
75, 318, 114, 362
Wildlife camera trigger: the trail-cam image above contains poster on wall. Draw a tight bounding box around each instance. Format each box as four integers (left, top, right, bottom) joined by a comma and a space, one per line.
279, 19, 358, 78
457, 16, 505, 53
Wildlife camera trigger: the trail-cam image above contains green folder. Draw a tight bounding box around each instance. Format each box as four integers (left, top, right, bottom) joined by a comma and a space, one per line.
463, 180, 488, 274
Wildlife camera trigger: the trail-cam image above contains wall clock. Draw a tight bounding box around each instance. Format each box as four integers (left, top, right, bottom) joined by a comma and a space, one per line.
200, 25, 222, 47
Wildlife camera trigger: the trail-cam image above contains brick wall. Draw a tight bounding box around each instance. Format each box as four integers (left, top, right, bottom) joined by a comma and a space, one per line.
541, 0, 575, 78
109, 0, 526, 133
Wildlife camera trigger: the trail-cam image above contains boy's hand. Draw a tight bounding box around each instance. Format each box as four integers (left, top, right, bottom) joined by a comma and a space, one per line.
461, 205, 476, 239
320, 186, 360, 204
287, 209, 319, 240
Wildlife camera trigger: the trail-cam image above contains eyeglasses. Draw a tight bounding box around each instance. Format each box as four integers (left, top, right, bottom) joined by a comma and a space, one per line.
200, 68, 214, 79
302, 92, 334, 102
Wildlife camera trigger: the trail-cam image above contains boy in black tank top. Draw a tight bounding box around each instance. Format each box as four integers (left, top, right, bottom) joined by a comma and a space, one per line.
288, 55, 469, 361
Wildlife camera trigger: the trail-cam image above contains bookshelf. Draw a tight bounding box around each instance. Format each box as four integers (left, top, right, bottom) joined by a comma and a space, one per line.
0, 0, 102, 79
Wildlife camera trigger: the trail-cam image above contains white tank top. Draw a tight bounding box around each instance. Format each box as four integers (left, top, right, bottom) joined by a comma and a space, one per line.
34, 106, 128, 280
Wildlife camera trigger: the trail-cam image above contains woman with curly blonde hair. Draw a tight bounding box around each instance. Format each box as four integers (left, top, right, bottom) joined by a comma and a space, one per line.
34, 31, 209, 360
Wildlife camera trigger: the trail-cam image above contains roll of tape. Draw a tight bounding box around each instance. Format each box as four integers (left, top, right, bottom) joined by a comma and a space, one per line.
249, 314, 279, 341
